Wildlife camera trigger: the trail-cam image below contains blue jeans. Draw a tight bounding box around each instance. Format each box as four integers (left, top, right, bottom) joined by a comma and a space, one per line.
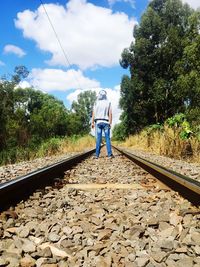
95, 122, 112, 157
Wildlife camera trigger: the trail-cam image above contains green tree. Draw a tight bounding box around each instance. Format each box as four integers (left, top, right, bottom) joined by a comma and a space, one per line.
0, 81, 15, 149
71, 90, 97, 134
12, 65, 29, 84
112, 122, 127, 141
119, 0, 194, 136
175, 11, 200, 126
29, 93, 69, 140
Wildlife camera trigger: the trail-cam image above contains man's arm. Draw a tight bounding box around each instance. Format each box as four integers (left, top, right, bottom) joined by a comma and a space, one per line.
109, 106, 112, 126
91, 111, 95, 129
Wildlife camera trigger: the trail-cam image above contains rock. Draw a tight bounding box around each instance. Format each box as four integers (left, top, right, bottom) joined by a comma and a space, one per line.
95, 255, 111, 267
20, 257, 35, 267
159, 222, 171, 231
5, 227, 19, 234
0, 259, 9, 266
72, 226, 83, 235
38, 242, 72, 258
165, 259, 177, 267
169, 212, 182, 226
0, 254, 20, 267
159, 239, 175, 250
159, 226, 174, 239
60, 239, 74, 248
151, 251, 167, 262
183, 214, 192, 226
19, 227, 30, 238
90, 216, 102, 226
98, 229, 112, 241
41, 264, 58, 267
135, 257, 149, 267
48, 232, 60, 242
175, 246, 188, 253
41, 263, 58, 267
62, 226, 72, 235
127, 253, 136, 262
29, 236, 43, 245
22, 239, 36, 253
176, 258, 194, 267
191, 232, 200, 245
86, 238, 94, 246
39, 246, 52, 257
193, 245, 200, 255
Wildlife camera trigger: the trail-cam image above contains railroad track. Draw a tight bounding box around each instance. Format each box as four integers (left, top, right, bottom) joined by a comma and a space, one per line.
0, 147, 96, 211
0, 146, 199, 266
1, 146, 199, 211
114, 146, 200, 206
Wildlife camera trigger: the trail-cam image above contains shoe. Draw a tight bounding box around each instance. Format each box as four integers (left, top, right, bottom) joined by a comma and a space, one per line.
93, 156, 99, 159
108, 154, 114, 159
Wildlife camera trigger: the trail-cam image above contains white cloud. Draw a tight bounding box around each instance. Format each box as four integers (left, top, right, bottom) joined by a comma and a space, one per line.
3, 44, 26, 57
15, 0, 136, 70
108, 0, 135, 9
26, 68, 100, 92
0, 60, 5, 66
182, 0, 200, 9
67, 85, 122, 129
18, 80, 32, 89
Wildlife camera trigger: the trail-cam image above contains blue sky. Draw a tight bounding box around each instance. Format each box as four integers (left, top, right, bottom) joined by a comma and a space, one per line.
0, 0, 199, 126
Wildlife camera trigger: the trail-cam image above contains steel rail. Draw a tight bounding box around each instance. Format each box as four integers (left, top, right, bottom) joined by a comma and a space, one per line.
1, 145, 199, 211
114, 146, 200, 206
0, 148, 96, 211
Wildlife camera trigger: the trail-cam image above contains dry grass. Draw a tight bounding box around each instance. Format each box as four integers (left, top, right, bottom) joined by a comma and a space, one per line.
120, 127, 200, 163
34, 135, 96, 159
62, 135, 96, 153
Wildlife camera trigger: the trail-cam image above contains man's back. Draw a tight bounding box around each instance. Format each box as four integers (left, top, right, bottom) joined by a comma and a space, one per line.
94, 99, 111, 123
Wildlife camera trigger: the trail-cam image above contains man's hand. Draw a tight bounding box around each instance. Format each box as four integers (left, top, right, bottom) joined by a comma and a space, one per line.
92, 122, 95, 129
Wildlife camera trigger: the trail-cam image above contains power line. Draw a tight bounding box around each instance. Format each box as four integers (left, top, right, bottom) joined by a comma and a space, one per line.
39, 0, 82, 89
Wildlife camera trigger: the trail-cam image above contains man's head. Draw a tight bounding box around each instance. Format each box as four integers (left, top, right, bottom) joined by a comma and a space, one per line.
98, 90, 107, 100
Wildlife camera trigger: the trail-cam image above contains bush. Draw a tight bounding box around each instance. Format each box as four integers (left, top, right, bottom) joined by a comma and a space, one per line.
165, 113, 193, 140
36, 138, 62, 157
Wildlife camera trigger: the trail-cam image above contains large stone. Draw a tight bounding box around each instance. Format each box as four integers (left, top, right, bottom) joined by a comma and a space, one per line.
19, 227, 30, 238
95, 255, 111, 267
191, 232, 200, 245
20, 257, 35, 267
151, 251, 167, 263
135, 257, 149, 267
22, 239, 36, 253
98, 229, 112, 241
0, 259, 9, 266
48, 232, 60, 242
62, 226, 72, 235
176, 258, 194, 267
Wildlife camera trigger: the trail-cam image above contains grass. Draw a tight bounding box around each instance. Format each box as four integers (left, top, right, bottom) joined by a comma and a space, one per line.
118, 127, 200, 163
35, 135, 96, 157
0, 135, 96, 166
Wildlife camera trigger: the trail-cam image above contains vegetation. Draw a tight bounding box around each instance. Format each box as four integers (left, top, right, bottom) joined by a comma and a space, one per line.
119, 113, 200, 162
112, 0, 200, 161
71, 90, 96, 134
0, 66, 96, 165
116, 0, 200, 138
1, 0, 200, 164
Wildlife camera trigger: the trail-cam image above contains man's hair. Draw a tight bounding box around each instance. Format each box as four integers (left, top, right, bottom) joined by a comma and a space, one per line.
98, 90, 107, 100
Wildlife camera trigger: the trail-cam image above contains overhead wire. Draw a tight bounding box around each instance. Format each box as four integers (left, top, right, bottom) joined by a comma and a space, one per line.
39, 0, 82, 89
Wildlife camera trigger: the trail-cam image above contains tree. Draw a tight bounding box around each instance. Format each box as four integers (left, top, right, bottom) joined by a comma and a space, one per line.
71, 90, 97, 134
174, 11, 200, 126
119, 0, 194, 136
0, 81, 15, 149
112, 122, 127, 141
12, 65, 29, 84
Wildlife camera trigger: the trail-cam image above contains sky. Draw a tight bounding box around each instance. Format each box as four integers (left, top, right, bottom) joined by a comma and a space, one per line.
0, 0, 199, 128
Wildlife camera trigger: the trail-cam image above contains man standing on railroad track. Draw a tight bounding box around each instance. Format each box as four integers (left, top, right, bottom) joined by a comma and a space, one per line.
91, 90, 113, 159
